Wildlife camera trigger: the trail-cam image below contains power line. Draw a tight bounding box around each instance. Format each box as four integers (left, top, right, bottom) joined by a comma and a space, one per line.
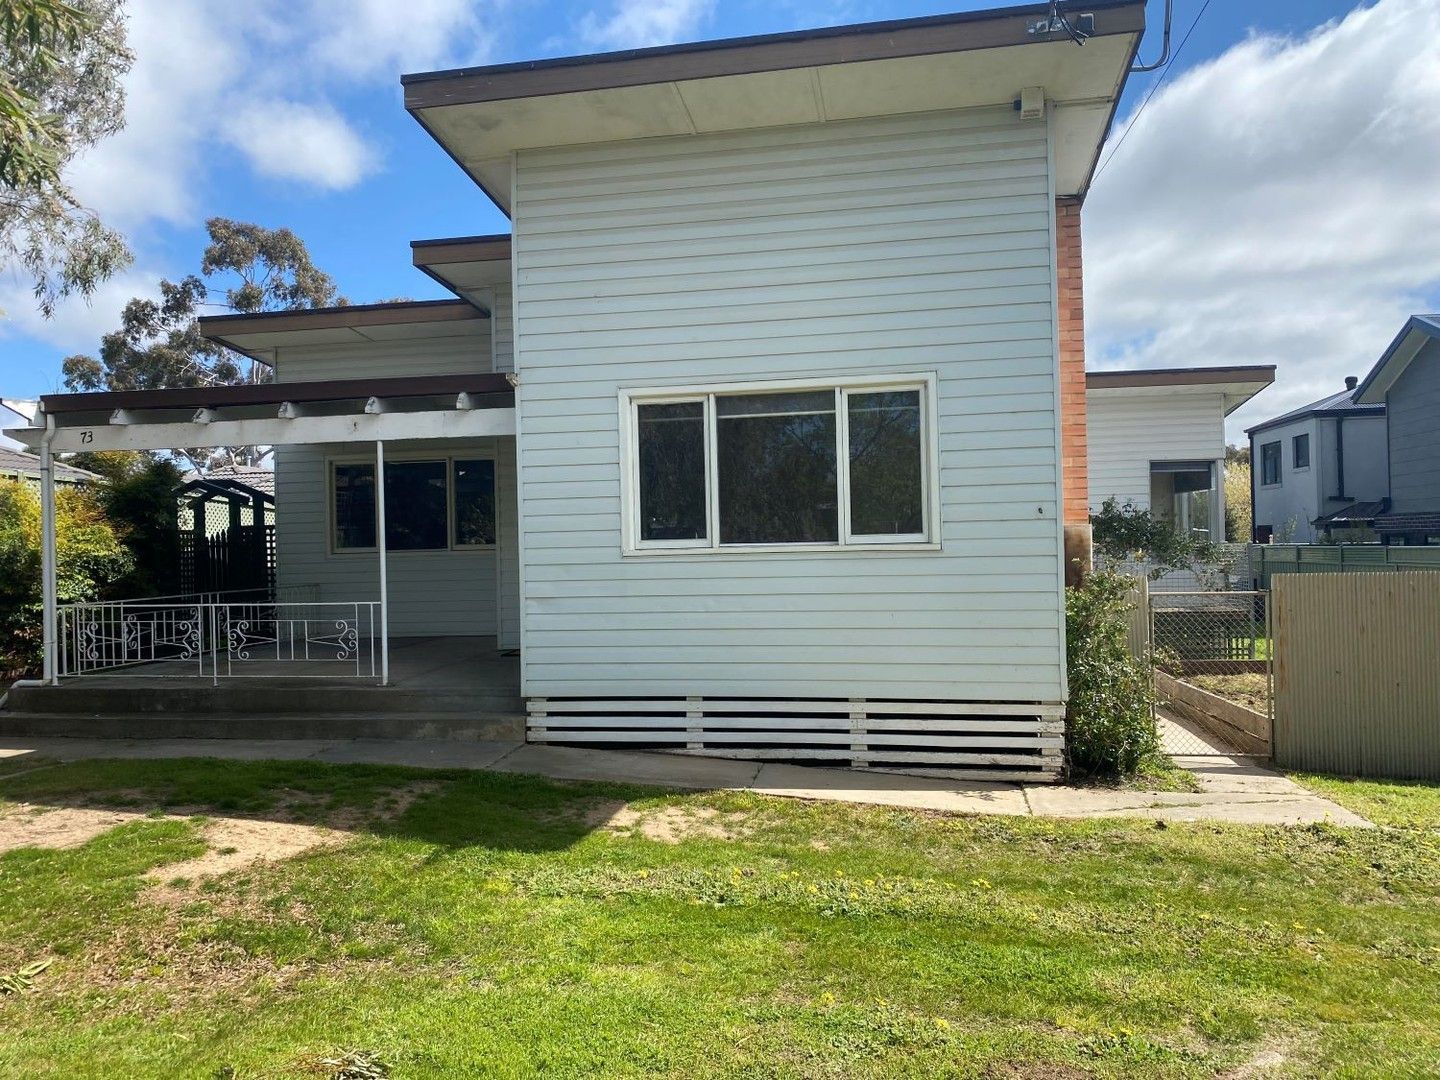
1093, 0, 1212, 183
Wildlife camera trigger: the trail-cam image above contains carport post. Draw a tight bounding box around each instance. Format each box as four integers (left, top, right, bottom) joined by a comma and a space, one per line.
376, 439, 390, 686
39, 416, 58, 684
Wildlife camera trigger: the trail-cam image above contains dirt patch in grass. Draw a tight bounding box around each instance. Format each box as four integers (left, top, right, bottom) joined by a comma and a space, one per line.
1, 782, 441, 909
562, 797, 755, 843
0, 803, 156, 853
142, 818, 348, 903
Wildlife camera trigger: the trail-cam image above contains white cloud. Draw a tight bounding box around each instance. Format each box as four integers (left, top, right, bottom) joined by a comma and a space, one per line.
224, 101, 377, 190
306, 0, 497, 78
66, 0, 242, 227
579, 0, 714, 50
1085, 0, 1440, 441
0, 266, 161, 371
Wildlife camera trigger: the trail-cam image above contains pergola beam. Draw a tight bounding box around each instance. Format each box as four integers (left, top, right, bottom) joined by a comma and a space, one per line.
17, 407, 516, 454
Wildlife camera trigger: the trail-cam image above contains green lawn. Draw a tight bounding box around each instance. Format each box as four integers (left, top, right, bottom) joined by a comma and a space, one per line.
1291, 772, 1440, 830
0, 758, 1437, 1078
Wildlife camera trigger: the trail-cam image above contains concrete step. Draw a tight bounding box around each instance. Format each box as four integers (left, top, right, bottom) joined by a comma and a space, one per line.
0, 711, 525, 743
2, 683, 524, 718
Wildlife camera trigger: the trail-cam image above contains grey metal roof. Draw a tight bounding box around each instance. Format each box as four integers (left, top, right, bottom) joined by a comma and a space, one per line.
1245, 385, 1385, 436
0, 446, 100, 483
1312, 500, 1388, 527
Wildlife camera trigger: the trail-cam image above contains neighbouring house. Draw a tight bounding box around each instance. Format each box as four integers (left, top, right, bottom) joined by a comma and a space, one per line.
1354, 315, 1440, 545
1247, 377, 1388, 544
1086, 366, 1274, 541
4, 3, 1152, 780
1, 400, 99, 487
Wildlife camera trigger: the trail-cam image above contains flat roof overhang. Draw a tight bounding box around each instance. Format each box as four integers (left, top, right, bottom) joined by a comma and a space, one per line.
8, 374, 515, 454
403, 1, 1145, 214
1086, 364, 1277, 416
411, 235, 512, 303
198, 299, 487, 366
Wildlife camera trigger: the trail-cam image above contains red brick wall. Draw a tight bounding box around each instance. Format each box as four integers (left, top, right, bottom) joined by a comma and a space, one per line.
1056, 196, 1089, 526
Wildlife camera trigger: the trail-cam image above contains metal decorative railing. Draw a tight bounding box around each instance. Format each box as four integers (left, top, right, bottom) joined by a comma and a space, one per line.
58, 591, 379, 683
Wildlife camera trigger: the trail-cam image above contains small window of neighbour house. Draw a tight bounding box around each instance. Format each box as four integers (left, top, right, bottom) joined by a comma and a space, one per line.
623, 378, 935, 553
1261, 441, 1282, 486
1293, 433, 1310, 470
332, 456, 495, 552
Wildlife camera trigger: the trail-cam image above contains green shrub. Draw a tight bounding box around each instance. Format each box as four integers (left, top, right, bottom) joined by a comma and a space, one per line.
1090, 497, 1218, 576
1065, 566, 1158, 778
97, 457, 182, 598
0, 480, 133, 680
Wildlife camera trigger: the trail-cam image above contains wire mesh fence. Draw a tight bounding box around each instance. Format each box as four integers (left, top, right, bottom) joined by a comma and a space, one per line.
1149, 590, 1272, 758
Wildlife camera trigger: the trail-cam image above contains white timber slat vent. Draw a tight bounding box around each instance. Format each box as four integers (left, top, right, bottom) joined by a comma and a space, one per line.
526, 698, 1064, 782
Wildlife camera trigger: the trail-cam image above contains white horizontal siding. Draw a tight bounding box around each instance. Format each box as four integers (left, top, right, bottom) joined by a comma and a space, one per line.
514, 107, 1064, 701
273, 440, 499, 637
271, 333, 501, 638
1087, 389, 1225, 511
272, 332, 491, 382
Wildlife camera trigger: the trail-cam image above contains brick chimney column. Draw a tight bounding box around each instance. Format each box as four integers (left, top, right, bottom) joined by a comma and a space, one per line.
1056, 196, 1092, 584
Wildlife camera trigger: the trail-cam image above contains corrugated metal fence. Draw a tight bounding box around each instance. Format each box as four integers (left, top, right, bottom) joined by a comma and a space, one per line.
1252, 544, 1440, 589
1272, 573, 1440, 780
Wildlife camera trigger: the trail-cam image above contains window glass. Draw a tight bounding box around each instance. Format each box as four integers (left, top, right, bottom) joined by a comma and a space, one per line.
1261, 442, 1282, 485
637, 402, 707, 541
453, 459, 496, 546
717, 390, 838, 544
848, 390, 923, 536
1293, 433, 1310, 469
333, 463, 376, 550
383, 460, 447, 551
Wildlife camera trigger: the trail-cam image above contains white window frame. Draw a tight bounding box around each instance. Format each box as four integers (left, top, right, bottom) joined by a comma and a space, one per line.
618, 373, 941, 556
327, 451, 497, 556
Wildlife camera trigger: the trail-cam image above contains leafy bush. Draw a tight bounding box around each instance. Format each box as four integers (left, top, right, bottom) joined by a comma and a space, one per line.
1065, 566, 1158, 778
0, 480, 133, 679
1090, 497, 1218, 576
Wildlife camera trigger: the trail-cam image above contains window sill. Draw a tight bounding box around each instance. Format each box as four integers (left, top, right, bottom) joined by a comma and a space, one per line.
622, 541, 942, 557
330, 545, 497, 556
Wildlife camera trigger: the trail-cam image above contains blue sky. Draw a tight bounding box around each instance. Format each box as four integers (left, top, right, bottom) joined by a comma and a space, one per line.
3, 0, 1438, 441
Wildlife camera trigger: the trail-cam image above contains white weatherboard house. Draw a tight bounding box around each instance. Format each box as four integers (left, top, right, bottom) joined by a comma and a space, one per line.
7, 3, 1150, 781
1086, 366, 1274, 541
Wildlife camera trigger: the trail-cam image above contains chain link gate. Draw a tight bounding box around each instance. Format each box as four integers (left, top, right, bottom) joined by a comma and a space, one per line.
1148, 590, 1273, 758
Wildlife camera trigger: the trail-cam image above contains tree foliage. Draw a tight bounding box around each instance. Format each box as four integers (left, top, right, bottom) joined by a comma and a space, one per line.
1065, 566, 1158, 778
0, 478, 132, 677
1224, 457, 1252, 543
96, 456, 181, 598
62, 218, 343, 470
1090, 497, 1219, 577
0, 0, 133, 316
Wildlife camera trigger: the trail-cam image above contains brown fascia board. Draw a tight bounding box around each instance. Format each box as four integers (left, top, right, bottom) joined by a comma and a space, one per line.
1085, 366, 1277, 391
410, 235, 513, 299
40, 373, 514, 416
196, 299, 484, 341
402, 1, 1148, 111
411, 234, 512, 266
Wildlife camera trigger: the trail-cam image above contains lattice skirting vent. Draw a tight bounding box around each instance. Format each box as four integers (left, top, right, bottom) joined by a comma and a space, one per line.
526, 699, 1065, 783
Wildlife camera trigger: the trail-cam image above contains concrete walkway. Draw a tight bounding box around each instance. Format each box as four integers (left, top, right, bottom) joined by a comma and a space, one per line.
0, 734, 1367, 827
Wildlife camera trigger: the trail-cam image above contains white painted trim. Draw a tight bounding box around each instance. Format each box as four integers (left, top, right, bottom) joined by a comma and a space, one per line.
1044, 102, 1068, 700
44, 407, 515, 453
375, 440, 389, 685
510, 148, 533, 697
618, 372, 940, 556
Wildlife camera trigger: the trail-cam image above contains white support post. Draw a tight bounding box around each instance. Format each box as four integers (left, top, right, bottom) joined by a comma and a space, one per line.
39, 416, 58, 684
376, 439, 390, 686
